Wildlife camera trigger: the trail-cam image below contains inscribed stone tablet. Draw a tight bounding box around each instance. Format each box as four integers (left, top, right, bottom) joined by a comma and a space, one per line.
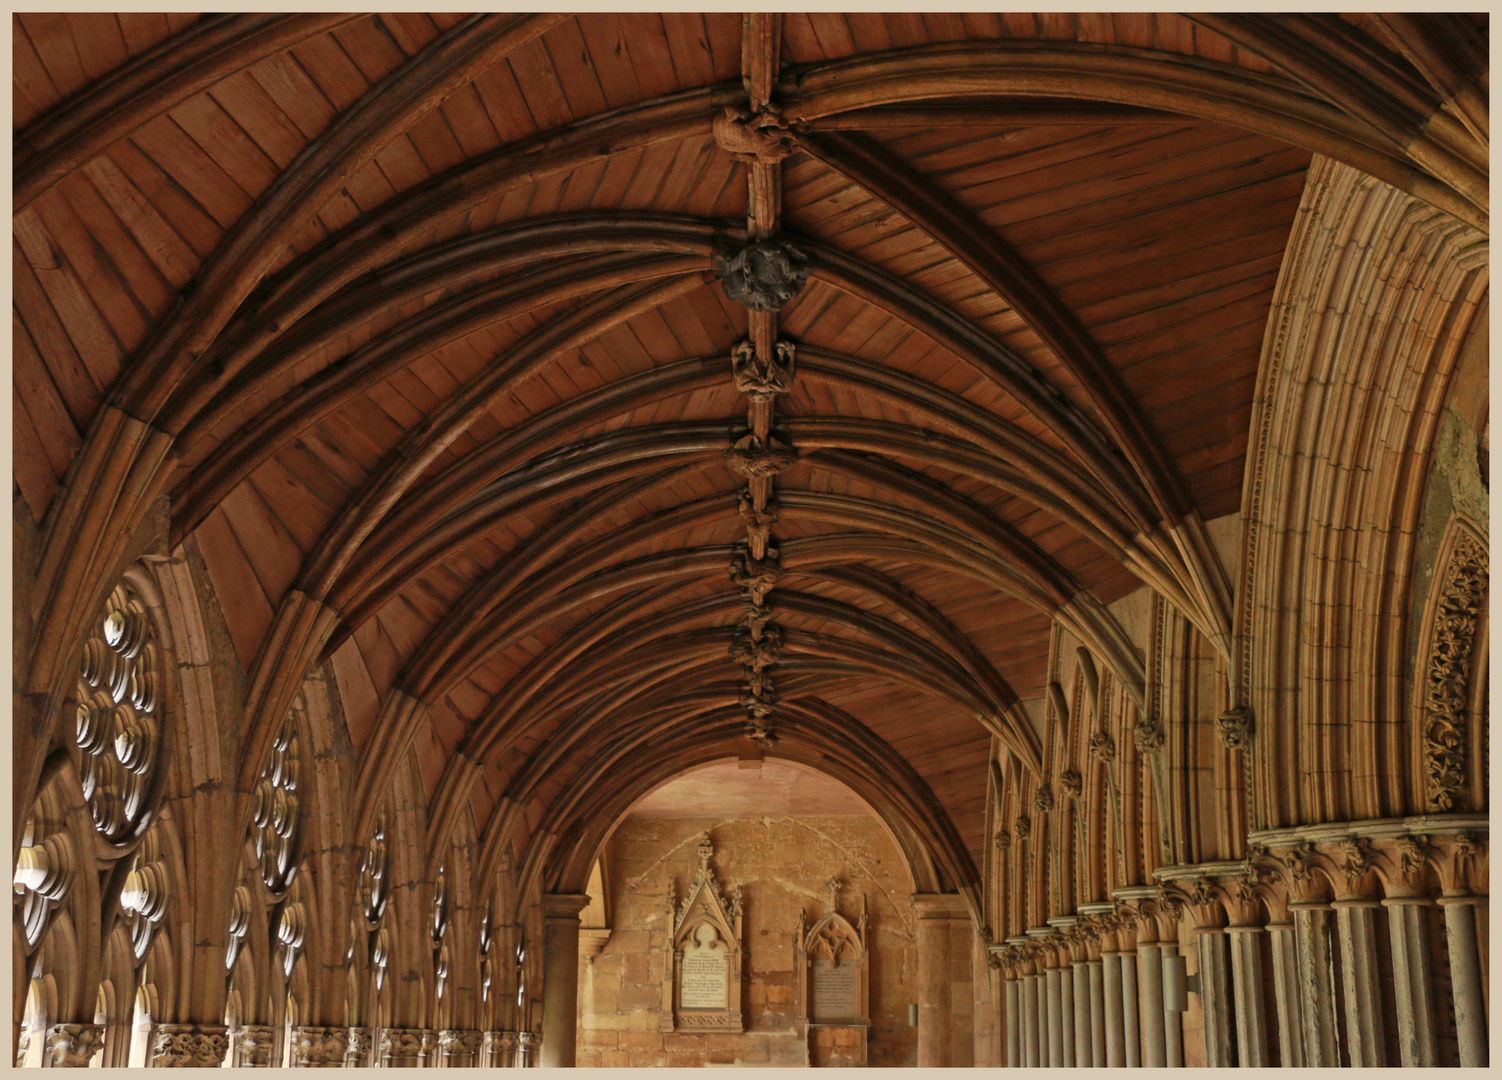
811, 957, 859, 1019
680, 937, 728, 1009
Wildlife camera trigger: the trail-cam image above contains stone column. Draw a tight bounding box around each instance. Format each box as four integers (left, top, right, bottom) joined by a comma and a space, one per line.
517, 1031, 541, 1067
1134, 943, 1164, 1067
380, 1028, 425, 1068
1439, 895, 1489, 1067
1101, 952, 1125, 1066
1291, 902, 1338, 1066
43, 1024, 104, 1068
1119, 949, 1140, 1067
913, 894, 968, 1067
1071, 962, 1092, 1066
482, 1030, 518, 1067
1046, 966, 1066, 1066
232, 1024, 278, 1067
541, 893, 590, 1067
1159, 945, 1183, 1067
1333, 900, 1387, 1066
1197, 929, 1235, 1067
149, 1023, 230, 1068
1004, 978, 1021, 1068
1022, 974, 1040, 1067
440, 1029, 483, 1067
1088, 960, 1106, 1067
1035, 970, 1049, 1065
1225, 926, 1269, 1066
1382, 899, 1437, 1066
1265, 924, 1304, 1067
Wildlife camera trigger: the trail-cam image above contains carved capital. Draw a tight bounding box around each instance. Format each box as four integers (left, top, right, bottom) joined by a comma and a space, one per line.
483, 1030, 518, 1065
44, 1023, 104, 1068
715, 238, 810, 311
232, 1024, 278, 1067
1215, 705, 1255, 750
1339, 836, 1372, 887
289, 1026, 350, 1067
380, 1027, 425, 1065
150, 1024, 230, 1068
438, 1029, 481, 1059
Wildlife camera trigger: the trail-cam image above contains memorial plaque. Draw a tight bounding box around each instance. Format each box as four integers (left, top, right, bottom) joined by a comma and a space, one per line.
679, 925, 728, 1009
810, 957, 859, 1020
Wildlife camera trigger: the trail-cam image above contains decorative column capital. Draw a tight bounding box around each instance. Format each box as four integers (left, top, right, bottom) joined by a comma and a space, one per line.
290, 1026, 350, 1067
380, 1027, 425, 1065
232, 1024, 278, 1067
149, 1023, 230, 1068
44, 1023, 104, 1068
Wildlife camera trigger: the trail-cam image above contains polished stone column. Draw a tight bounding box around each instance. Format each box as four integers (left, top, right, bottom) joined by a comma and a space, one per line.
380, 1028, 425, 1068
1088, 960, 1106, 1067
1333, 900, 1387, 1066
149, 1024, 230, 1068
1048, 965, 1069, 1066
1119, 949, 1140, 1068
1135, 943, 1166, 1067
1004, 978, 1021, 1068
1101, 952, 1125, 1067
43, 1024, 105, 1068
541, 893, 590, 1067
1159, 945, 1183, 1067
1265, 924, 1304, 1067
1291, 903, 1339, 1066
1382, 899, 1437, 1066
1197, 929, 1235, 1067
1439, 895, 1489, 1067
1022, 974, 1040, 1067
1226, 926, 1269, 1066
1071, 962, 1092, 1066
231, 1024, 278, 1067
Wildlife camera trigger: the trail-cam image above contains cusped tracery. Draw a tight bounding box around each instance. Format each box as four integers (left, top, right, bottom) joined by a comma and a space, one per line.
74, 581, 162, 843
251, 708, 303, 895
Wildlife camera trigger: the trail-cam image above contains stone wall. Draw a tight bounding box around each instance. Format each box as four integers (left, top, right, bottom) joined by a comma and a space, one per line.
577, 815, 920, 1067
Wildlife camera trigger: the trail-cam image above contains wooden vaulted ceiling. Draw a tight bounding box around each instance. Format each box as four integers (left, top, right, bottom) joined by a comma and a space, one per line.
13, 13, 1488, 883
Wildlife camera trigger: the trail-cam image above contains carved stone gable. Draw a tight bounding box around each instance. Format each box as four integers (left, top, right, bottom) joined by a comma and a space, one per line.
662, 832, 744, 1032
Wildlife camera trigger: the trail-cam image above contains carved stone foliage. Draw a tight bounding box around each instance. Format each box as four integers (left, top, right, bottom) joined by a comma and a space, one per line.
1216, 705, 1255, 751
75, 578, 162, 843
1013, 815, 1031, 840
715, 238, 810, 311
251, 707, 303, 896
664, 833, 745, 1032
379, 1027, 425, 1065
1034, 783, 1054, 812
439, 1029, 482, 1060
712, 105, 796, 165
1133, 714, 1166, 753
150, 1023, 229, 1067
724, 432, 798, 478
45, 1023, 104, 1067
232, 1025, 278, 1068
1087, 730, 1116, 761
1060, 770, 1083, 799
1422, 527, 1487, 811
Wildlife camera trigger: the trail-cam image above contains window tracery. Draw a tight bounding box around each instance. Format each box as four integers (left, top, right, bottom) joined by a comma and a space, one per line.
75, 581, 162, 843
252, 708, 303, 897
13, 817, 71, 947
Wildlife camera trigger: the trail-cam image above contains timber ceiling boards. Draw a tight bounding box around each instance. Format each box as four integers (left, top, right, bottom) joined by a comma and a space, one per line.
14, 12, 1487, 882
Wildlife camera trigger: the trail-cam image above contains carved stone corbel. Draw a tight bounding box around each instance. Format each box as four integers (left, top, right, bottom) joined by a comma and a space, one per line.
44, 1024, 104, 1068
1133, 715, 1166, 753
1060, 769, 1083, 799
1215, 704, 1254, 750
1013, 815, 1031, 840
1034, 783, 1054, 812
1086, 730, 1116, 761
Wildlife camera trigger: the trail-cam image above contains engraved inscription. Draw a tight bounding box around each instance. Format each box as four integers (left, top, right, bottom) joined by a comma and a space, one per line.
679, 924, 727, 1009
811, 957, 858, 1020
